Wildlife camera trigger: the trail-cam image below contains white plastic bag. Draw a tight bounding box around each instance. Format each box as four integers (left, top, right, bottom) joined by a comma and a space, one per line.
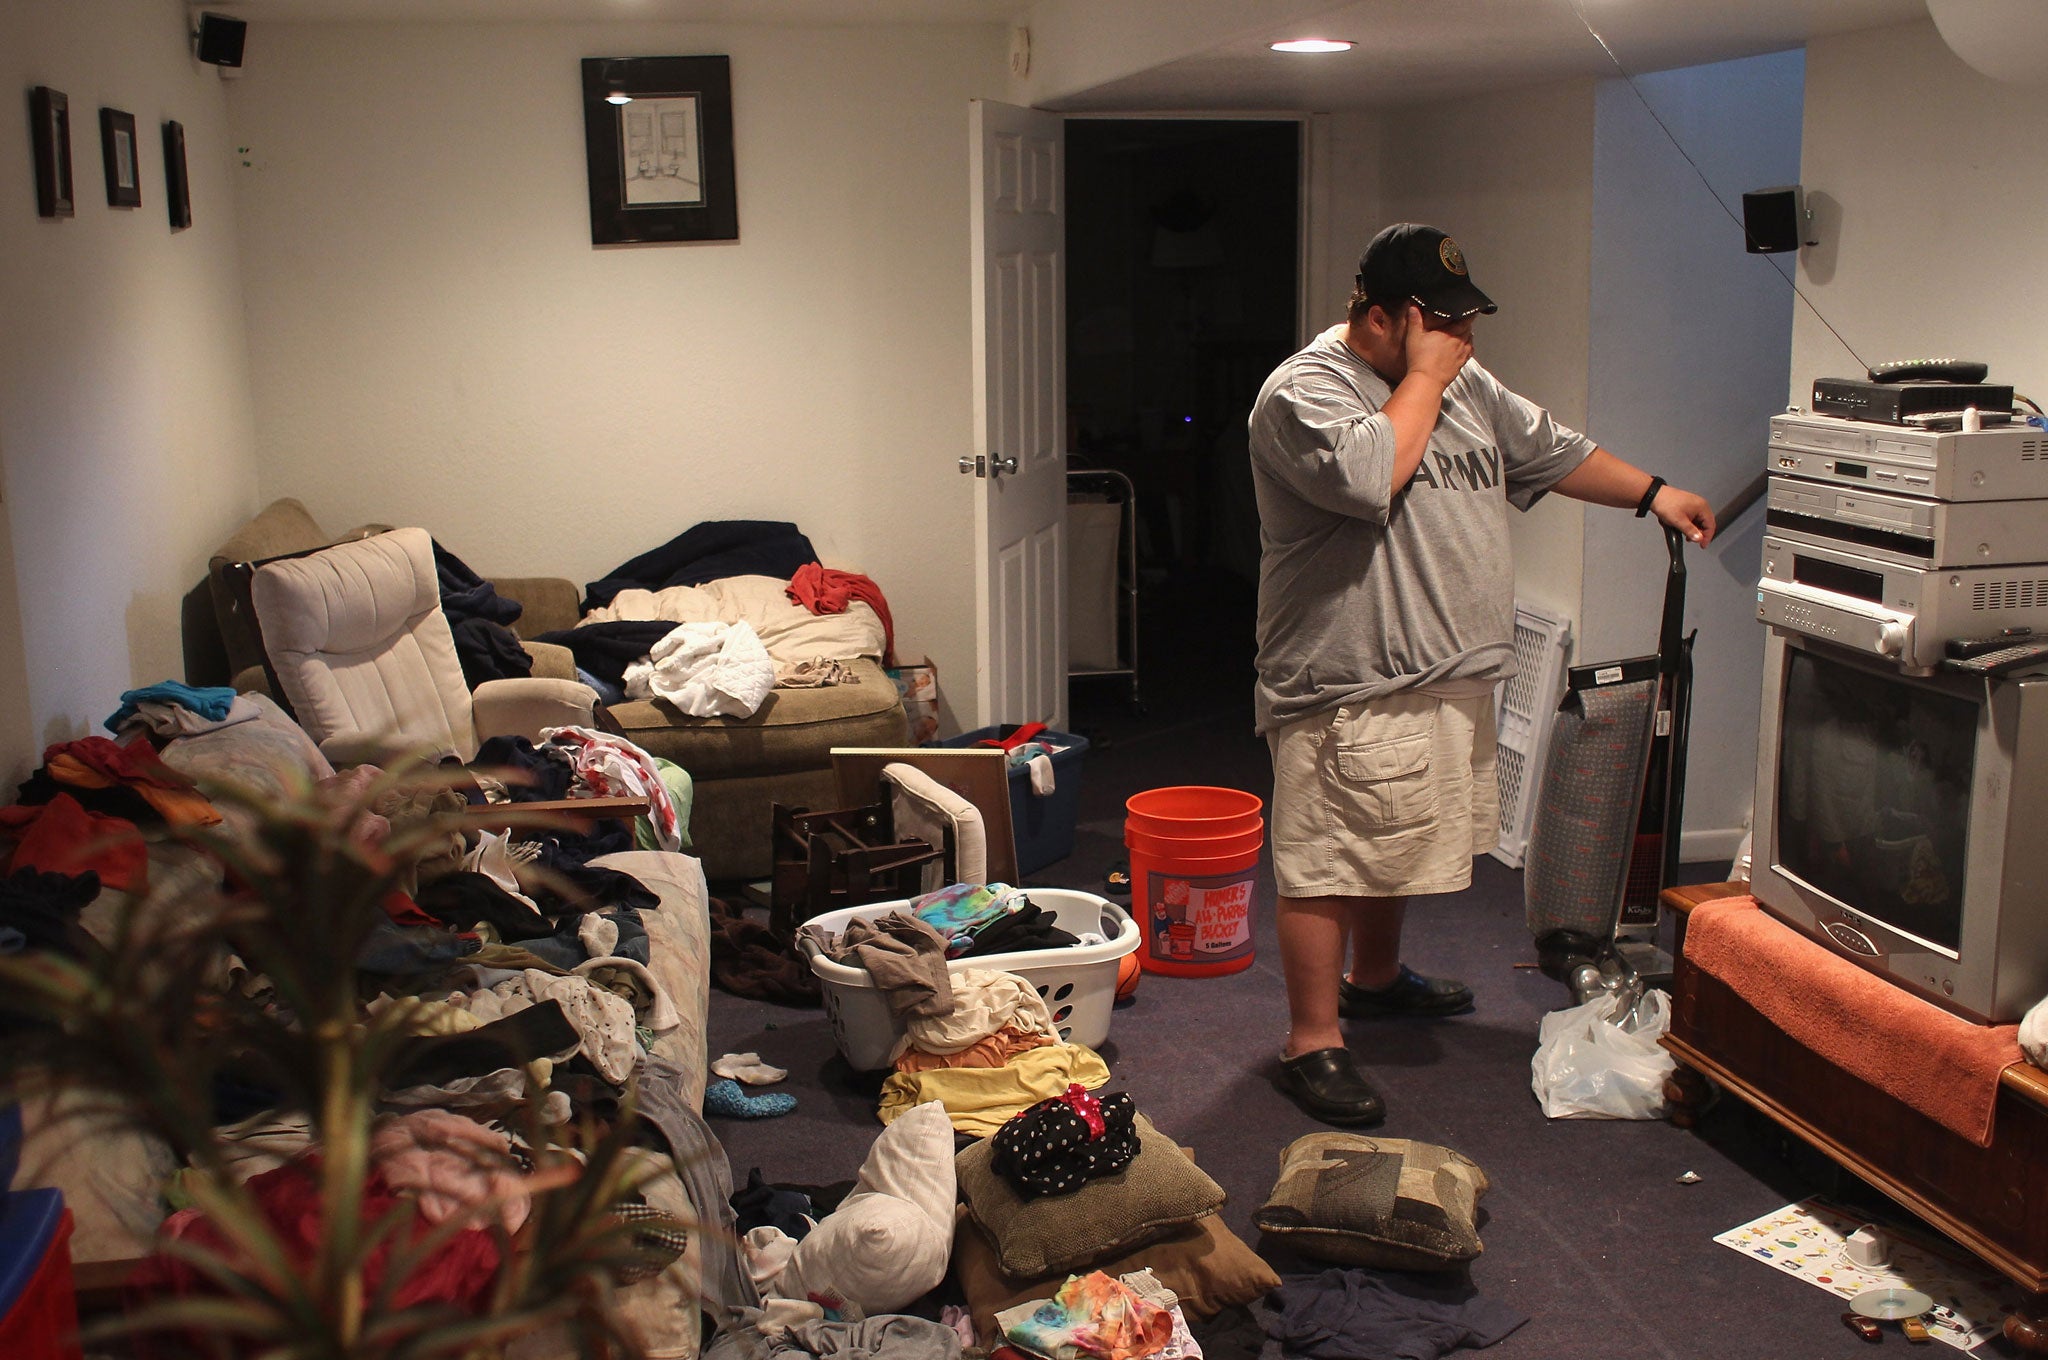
1530, 988, 1677, 1120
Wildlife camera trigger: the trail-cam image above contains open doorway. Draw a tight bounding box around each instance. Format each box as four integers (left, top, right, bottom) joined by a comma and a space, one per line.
1063, 117, 1300, 731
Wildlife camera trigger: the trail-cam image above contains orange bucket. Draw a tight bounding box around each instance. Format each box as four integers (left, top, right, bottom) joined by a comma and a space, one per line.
1124, 786, 1264, 978
1125, 786, 1264, 837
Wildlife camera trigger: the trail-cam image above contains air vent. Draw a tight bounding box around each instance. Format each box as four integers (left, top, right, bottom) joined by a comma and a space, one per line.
2021, 438, 2046, 462
1970, 577, 2048, 610
1491, 600, 1572, 869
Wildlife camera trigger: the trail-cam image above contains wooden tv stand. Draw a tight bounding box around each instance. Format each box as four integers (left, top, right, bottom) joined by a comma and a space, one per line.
1660, 882, 2048, 1352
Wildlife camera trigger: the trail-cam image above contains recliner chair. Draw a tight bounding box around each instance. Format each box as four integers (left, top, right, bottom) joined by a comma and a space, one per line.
249, 526, 598, 767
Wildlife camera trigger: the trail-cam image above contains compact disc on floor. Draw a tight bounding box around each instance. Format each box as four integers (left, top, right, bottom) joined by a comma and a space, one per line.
1851, 1287, 1934, 1320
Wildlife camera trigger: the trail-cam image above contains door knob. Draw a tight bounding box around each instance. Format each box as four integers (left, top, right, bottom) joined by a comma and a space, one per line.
958, 456, 983, 476
993, 455, 1019, 475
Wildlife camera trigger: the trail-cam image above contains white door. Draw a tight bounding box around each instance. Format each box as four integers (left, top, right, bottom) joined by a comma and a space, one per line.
969, 99, 1066, 730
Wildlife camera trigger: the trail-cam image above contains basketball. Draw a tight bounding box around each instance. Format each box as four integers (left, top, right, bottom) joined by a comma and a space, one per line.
1115, 950, 1142, 1001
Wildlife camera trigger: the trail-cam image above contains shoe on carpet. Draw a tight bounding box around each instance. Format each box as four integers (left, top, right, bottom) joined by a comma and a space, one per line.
1339, 964, 1474, 1019
1275, 1047, 1386, 1127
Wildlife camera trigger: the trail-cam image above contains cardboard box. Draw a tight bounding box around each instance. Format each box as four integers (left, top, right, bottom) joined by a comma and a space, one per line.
887, 657, 940, 744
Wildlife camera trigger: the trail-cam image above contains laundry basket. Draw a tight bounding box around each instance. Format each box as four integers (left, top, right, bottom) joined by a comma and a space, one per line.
797, 888, 1139, 1071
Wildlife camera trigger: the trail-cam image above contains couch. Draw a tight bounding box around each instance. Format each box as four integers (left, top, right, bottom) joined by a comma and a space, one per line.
10, 687, 719, 1358
201, 499, 909, 880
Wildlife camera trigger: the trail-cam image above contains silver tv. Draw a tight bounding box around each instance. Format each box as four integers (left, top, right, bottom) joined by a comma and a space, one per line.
1751, 628, 2048, 1023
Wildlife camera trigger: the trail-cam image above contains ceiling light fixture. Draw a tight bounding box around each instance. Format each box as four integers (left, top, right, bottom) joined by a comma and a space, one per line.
605, 89, 633, 105
1270, 38, 1355, 53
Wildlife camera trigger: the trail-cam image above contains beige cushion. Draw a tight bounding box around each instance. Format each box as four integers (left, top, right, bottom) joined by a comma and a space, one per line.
251, 527, 478, 763
583, 574, 885, 663
885, 761, 986, 889
607, 657, 907, 778
957, 1113, 1225, 1279
1253, 1133, 1490, 1270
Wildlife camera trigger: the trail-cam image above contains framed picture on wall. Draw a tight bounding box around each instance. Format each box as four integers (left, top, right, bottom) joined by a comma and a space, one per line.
581, 56, 737, 246
163, 120, 191, 229
29, 86, 74, 219
100, 107, 141, 208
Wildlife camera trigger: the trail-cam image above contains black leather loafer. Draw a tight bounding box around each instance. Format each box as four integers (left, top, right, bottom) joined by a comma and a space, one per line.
1339, 964, 1475, 1019
1276, 1047, 1386, 1126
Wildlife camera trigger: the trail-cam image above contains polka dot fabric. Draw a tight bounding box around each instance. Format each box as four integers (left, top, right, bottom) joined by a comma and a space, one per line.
991, 1089, 1139, 1198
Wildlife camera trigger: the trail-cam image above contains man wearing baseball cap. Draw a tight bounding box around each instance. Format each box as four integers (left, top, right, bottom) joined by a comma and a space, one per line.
1249, 223, 1715, 1126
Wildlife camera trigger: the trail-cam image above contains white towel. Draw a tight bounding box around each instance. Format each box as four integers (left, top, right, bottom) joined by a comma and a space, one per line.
624, 620, 777, 719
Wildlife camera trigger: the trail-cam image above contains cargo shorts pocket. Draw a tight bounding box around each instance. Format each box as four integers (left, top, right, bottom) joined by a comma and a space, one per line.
1332, 704, 1441, 831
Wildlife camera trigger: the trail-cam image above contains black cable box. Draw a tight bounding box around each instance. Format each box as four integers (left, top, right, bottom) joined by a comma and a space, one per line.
1813, 377, 2014, 424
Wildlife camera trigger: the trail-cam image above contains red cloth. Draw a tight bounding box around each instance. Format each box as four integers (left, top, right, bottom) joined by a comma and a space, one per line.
978, 722, 1048, 753
148, 1154, 502, 1312
0, 793, 147, 892
786, 563, 895, 667
1683, 896, 2023, 1146
41, 736, 219, 828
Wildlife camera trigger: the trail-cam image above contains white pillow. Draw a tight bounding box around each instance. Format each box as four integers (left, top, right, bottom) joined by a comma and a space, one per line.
773, 1100, 955, 1313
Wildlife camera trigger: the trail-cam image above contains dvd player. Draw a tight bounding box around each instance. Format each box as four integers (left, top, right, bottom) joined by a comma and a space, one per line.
1768, 412, 2048, 501
1766, 475, 2048, 568
1812, 376, 2013, 424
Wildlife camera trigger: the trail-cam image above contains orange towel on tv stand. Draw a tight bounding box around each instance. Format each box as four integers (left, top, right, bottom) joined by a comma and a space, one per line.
1682, 895, 2023, 1146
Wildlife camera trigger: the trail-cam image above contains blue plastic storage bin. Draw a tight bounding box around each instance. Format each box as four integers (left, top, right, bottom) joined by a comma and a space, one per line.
930, 725, 1090, 876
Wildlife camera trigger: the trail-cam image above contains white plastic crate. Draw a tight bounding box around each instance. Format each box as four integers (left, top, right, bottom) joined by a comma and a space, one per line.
797, 888, 1139, 1072
1492, 599, 1573, 869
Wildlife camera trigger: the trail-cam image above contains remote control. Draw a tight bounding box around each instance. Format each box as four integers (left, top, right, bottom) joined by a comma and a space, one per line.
1868, 358, 1990, 384
1941, 640, 2048, 678
1947, 630, 2034, 660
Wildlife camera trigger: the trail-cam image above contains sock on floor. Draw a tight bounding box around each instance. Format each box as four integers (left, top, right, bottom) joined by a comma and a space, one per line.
712, 1051, 790, 1086
705, 1077, 797, 1119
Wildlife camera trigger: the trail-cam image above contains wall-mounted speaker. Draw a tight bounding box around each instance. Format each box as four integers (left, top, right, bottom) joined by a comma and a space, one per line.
1742, 185, 1807, 254
194, 11, 247, 68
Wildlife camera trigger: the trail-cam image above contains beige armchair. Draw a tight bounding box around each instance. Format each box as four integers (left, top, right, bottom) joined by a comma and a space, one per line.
250, 527, 597, 766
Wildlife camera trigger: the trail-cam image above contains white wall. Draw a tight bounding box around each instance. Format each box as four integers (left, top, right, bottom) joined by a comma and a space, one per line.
0, 0, 261, 779
1302, 110, 1383, 342
230, 21, 1009, 724
1586, 50, 1804, 856
1796, 20, 2048, 401
1379, 78, 1597, 625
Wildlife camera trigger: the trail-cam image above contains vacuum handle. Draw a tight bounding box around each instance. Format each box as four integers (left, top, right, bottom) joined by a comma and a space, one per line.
1659, 524, 1687, 676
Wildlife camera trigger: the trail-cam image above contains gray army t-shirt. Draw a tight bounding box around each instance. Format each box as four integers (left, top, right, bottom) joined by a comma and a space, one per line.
1250, 326, 1595, 734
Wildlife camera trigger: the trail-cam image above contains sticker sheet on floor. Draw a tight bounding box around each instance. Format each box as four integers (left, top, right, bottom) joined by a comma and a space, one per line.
1715, 1199, 2007, 1350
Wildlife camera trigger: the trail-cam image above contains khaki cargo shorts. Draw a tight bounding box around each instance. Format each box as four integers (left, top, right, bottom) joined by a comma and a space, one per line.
1266, 690, 1499, 899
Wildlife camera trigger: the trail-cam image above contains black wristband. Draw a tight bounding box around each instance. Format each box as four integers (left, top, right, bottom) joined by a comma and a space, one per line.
1635, 476, 1666, 518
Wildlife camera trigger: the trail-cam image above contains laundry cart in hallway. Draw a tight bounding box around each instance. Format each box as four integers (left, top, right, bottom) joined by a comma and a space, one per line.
1066, 468, 1140, 708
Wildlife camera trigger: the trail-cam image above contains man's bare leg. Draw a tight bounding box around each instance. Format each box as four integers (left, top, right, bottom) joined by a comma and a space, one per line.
1276, 892, 1394, 1124
1279, 893, 1405, 1056
1346, 897, 1407, 990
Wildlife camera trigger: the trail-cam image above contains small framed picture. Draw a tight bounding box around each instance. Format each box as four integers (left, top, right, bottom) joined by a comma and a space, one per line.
100, 107, 141, 208
163, 120, 191, 229
29, 86, 74, 219
581, 56, 738, 246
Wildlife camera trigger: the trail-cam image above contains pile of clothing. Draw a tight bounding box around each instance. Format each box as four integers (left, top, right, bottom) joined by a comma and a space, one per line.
798, 883, 1107, 1133
0, 681, 734, 1338
993, 1269, 1203, 1360
535, 519, 898, 718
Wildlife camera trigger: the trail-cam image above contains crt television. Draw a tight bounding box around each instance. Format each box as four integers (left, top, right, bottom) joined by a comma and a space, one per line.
1750, 627, 2048, 1023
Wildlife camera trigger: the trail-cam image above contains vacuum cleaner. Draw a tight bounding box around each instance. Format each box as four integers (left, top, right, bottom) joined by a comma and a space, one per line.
1524, 525, 1694, 1004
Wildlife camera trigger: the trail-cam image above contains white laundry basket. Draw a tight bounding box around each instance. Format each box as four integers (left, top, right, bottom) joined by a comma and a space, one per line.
797, 889, 1139, 1072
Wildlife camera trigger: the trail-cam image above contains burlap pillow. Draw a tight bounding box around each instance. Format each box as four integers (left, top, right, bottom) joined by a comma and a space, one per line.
957, 1113, 1224, 1278
1253, 1133, 1489, 1270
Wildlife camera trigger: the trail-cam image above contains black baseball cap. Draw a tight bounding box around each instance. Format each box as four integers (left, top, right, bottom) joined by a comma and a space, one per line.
1356, 223, 1497, 320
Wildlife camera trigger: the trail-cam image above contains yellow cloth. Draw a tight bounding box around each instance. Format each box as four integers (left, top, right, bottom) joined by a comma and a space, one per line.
878, 1042, 1111, 1135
